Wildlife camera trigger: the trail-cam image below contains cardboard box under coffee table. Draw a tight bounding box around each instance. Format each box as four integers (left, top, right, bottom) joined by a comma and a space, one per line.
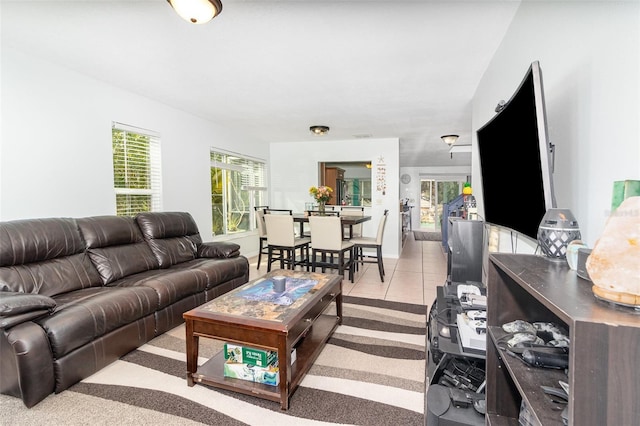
183, 269, 343, 410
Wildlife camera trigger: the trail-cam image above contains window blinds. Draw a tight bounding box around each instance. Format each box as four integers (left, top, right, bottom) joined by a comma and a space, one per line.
112, 122, 162, 216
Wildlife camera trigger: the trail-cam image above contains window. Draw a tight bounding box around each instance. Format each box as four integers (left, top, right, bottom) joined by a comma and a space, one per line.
419, 178, 466, 231
210, 149, 266, 235
112, 122, 162, 216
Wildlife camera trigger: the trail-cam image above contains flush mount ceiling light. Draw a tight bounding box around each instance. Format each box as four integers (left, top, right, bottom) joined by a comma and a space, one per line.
310, 125, 330, 136
167, 0, 223, 24
441, 134, 459, 147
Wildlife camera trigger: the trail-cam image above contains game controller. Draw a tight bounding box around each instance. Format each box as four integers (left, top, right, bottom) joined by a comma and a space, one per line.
502, 319, 536, 334
507, 332, 544, 348
533, 322, 570, 346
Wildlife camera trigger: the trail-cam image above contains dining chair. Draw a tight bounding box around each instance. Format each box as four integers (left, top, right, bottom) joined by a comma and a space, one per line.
254, 206, 289, 269
302, 210, 339, 237
349, 209, 389, 282
340, 206, 365, 239
264, 213, 310, 272
254, 207, 269, 269
308, 216, 354, 282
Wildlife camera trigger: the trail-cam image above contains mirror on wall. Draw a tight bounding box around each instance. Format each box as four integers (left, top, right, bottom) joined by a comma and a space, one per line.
318, 162, 372, 206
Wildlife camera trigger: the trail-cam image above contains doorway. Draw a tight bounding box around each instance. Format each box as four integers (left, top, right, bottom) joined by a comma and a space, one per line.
420, 178, 466, 231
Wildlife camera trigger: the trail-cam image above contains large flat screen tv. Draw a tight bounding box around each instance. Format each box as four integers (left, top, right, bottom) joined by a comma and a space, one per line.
476, 60, 556, 240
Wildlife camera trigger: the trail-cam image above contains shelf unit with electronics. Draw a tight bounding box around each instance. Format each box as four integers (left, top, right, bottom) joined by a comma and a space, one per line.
425, 217, 488, 425
427, 285, 486, 384
428, 218, 486, 374
486, 253, 640, 425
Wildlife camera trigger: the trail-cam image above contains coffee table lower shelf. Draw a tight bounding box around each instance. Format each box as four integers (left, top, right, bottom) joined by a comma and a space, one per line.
190, 313, 340, 407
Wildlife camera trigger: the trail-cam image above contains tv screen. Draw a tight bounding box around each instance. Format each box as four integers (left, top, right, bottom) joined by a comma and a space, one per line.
476, 61, 556, 240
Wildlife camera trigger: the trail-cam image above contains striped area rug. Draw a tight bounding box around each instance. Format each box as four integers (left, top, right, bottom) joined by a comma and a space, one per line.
1, 296, 427, 426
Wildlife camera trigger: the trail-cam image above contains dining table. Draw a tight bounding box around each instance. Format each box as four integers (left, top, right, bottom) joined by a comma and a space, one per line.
292, 213, 372, 239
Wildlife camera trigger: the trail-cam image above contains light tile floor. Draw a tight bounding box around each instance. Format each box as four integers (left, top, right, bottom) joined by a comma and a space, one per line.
247, 235, 447, 308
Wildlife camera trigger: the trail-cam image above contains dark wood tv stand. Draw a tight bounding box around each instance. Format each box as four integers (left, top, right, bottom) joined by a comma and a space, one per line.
486, 253, 640, 425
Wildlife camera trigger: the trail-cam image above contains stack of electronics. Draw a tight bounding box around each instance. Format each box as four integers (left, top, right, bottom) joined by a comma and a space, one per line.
452, 283, 487, 355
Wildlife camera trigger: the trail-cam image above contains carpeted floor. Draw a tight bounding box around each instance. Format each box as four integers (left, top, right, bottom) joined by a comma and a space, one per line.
1, 296, 427, 426
413, 231, 442, 241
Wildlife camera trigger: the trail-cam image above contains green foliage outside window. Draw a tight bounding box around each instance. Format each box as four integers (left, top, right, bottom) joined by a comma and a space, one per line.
113, 130, 151, 190
210, 151, 265, 235
112, 126, 160, 216
438, 181, 461, 205
211, 167, 224, 234
115, 194, 152, 217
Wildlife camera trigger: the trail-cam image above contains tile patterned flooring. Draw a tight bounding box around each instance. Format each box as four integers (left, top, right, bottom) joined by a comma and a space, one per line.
247, 234, 447, 308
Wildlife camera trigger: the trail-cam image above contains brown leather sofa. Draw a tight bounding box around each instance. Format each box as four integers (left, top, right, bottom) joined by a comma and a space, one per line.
0, 211, 249, 408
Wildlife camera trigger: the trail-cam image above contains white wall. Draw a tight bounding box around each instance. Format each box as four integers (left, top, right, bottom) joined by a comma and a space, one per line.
1, 48, 268, 253
269, 139, 401, 258
472, 1, 640, 251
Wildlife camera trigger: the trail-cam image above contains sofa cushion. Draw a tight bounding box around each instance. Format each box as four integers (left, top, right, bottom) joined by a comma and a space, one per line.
38, 286, 160, 358
77, 216, 159, 284
197, 241, 241, 258
0, 218, 84, 266
136, 212, 201, 268
0, 218, 103, 296
0, 254, 103, 297
169, 256, 249, 291
110, 268, 208, 310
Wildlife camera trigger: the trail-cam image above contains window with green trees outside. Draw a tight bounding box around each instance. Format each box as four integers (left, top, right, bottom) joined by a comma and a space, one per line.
210, 150, 266, 236
112, 123, 162, 216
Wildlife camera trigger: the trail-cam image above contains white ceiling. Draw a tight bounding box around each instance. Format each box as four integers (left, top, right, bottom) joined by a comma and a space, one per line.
1, 0, 523, 167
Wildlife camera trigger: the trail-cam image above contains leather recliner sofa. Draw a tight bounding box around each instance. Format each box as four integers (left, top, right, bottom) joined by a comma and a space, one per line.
0, 211, 250, 408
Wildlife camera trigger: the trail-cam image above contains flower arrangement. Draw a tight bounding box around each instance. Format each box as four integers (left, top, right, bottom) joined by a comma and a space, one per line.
309, 185, 333, 203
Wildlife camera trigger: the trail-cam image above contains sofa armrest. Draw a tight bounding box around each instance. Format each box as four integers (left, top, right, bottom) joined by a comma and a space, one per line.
0, 310, 52, 329
1, 321, 56, 407
0, 292, 56, 322
197, 242, 240, 259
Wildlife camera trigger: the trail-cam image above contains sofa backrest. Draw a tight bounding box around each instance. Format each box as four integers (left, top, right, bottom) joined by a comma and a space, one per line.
0, 218, 103, 296
77, 215, 160, 284
135, 212, 202, 268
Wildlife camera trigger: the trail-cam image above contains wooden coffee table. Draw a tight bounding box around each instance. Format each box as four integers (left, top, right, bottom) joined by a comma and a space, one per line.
183, 269, 342, 410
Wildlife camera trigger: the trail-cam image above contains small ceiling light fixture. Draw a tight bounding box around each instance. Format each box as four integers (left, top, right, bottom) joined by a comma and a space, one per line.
167, 0, 223, 24
441, 134, 459, 147
310, 125, 330, 136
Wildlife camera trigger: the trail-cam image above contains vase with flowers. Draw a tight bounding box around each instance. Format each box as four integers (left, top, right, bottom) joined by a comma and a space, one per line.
309, 185, 333, 215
